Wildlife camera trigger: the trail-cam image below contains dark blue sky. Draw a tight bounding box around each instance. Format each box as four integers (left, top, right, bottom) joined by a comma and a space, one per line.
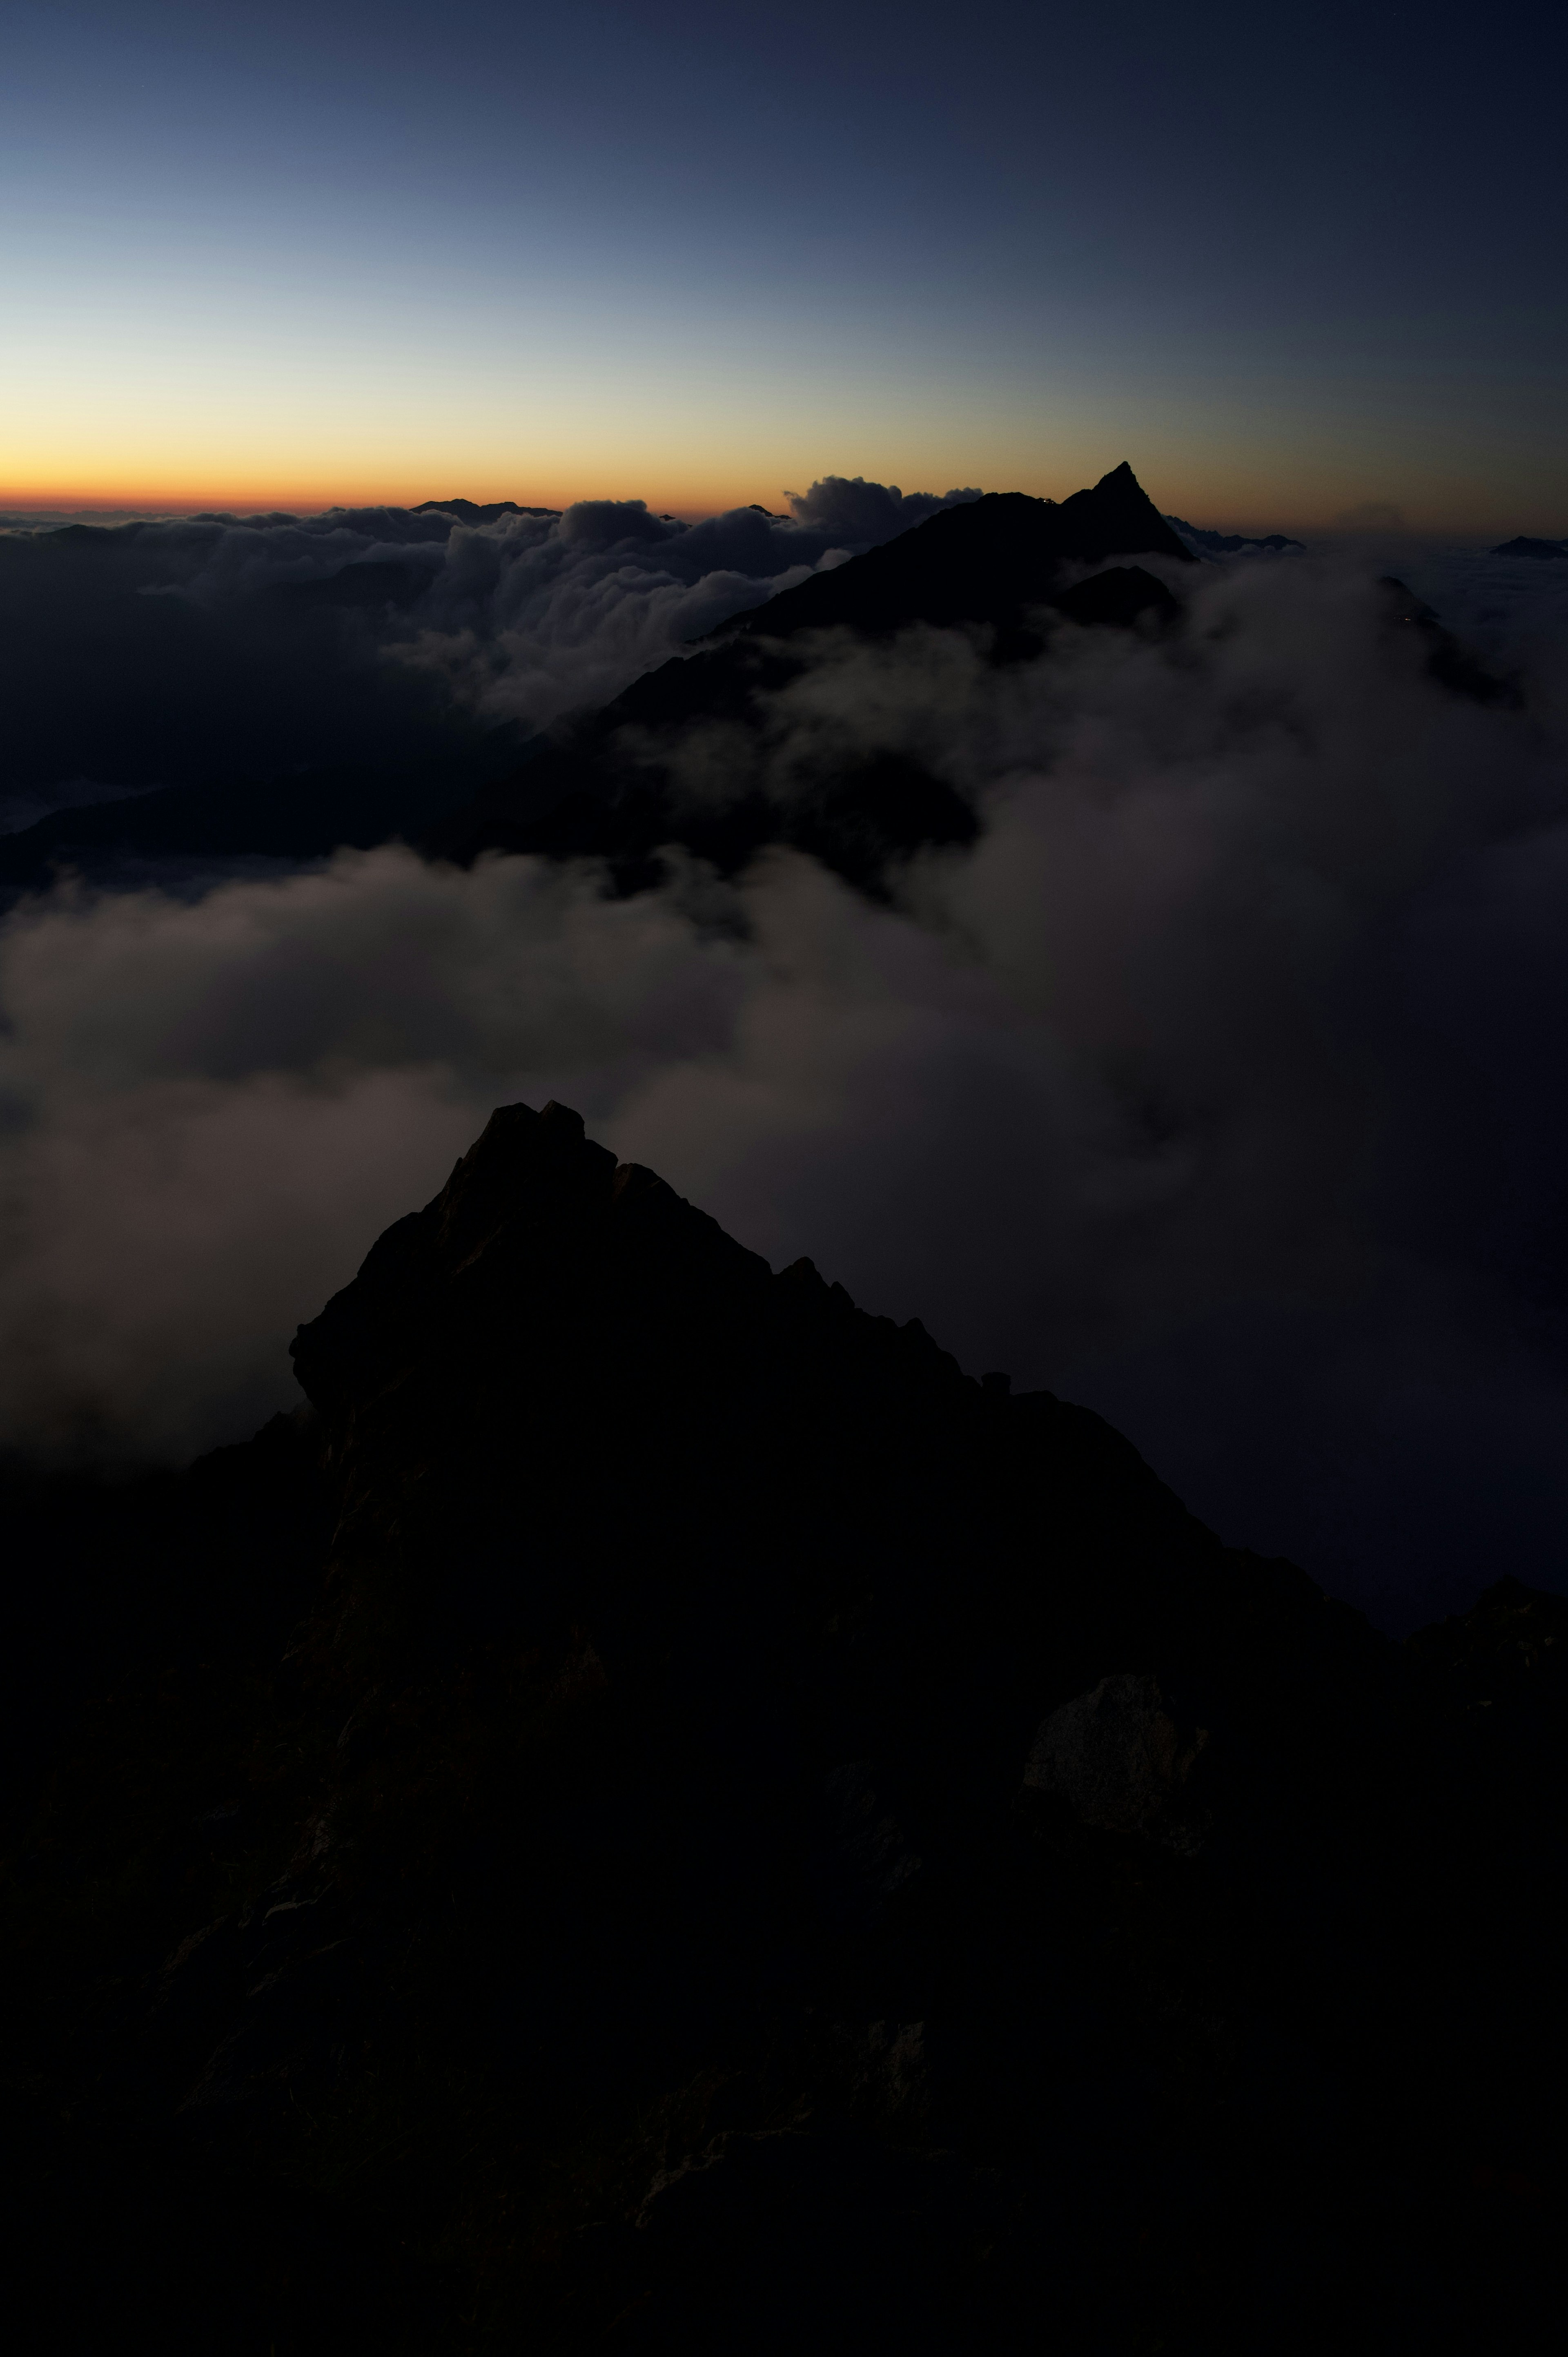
6, 0, 1564, 523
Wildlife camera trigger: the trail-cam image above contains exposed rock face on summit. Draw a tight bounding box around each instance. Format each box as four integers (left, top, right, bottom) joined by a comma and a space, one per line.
702, 460, 1194, 642
7, 1099, 1564, 2351
426, 464, 1194, 891
0, 464, 1182, 899
1022, 1672, 1209, 1852
287, 1097, 1240, 1704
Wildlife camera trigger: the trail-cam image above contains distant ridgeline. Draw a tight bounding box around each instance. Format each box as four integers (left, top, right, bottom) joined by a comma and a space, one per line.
4, 1098, 1563, 2348
424, 464, 1198, 892
1490, 535, 1568, 559
1163, 515, 1306, 556
409, 497, 562, 524
0, 464, 1506, 899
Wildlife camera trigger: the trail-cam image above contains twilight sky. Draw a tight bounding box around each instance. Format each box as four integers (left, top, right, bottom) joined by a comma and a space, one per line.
4, 0, 1566, 528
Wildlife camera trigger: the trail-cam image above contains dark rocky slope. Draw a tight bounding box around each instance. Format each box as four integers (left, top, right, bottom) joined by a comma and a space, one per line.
427, 465, 1192, 890
4, 1099, 1563, 2351
1377, 576, 1520, 705
1163, 515, 1305, 557
0, 466, 1185, 898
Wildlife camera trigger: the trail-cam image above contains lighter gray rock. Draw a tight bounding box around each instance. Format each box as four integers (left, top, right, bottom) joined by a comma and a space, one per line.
1024, 1674, 1207, 1850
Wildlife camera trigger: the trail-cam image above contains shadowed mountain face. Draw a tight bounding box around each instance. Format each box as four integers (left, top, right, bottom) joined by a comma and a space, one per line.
708, 465, 1193, 640
5, 1100, 1563, 2351
428, 466, 1193, 889
0, 465, 1185, 898
1164, 515, 1306, 557
1378, 575, 1521, 706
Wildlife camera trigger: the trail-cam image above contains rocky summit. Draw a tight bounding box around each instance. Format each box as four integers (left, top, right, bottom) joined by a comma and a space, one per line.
5, 1102, 1565, 2351
0, 464, 1192, 898
426, 464, 1194, 890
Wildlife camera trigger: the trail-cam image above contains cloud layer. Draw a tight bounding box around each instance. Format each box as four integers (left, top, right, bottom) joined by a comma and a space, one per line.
2, 546, 1565, 1630
0, 482, 979, 831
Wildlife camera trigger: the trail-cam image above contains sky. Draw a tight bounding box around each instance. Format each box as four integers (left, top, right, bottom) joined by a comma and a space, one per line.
4, 0, 1565, 529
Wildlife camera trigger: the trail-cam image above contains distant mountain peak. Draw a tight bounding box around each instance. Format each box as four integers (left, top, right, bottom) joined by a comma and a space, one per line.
410, 497, 561, 523
716, 464, 1194, 650
1164, 515, 1305, 558
426, 465, 1195, 888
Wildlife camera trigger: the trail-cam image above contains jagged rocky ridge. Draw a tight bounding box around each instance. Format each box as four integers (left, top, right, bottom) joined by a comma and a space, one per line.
1164, 515, 1306, 557
0, 464, 1192, 896
425, 464, 1193, 890
423, 465, 1514, 888
0, 464, 1509, 899
4, 1100, 1564, 2351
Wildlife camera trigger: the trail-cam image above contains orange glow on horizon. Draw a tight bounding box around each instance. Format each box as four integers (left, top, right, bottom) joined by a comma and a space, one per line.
0, 471, 736, 525
0, 453, 1536, 540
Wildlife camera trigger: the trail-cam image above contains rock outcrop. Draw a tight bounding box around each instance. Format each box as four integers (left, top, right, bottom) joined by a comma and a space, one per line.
4, 1101, 1564, 2351
1023, 1672, 1209, 1851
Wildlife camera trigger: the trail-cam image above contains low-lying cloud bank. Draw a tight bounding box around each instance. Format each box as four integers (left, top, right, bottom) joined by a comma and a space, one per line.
2, 549, 1565, 1629
0, 479, 980, 830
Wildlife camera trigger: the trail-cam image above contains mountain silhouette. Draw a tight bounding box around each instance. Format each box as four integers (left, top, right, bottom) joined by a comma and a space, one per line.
0, 467, 1508, 899
1164, 515, 1305, 556
5, 1099, 1564, 2350
411, 497, 561, 524
1490, 534, 1568, 560
1379, 576, 1520, 705
708, 464, 1193, 640
0, 466, 1187, 897
427, 465, 1193, 890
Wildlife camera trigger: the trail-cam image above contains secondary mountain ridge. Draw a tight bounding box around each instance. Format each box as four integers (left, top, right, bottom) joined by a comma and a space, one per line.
0, 465, 1191, 896
425, 464, 1192, 889
0, 463, 1513, 898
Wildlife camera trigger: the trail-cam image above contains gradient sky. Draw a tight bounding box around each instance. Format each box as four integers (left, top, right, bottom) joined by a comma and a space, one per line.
4, 0, 1564, 528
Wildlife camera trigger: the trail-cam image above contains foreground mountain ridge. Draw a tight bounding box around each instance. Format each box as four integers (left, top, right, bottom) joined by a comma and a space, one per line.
5, 1099, 1564, 2350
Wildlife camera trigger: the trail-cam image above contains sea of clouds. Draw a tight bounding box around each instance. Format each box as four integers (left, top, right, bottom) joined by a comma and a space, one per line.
0, 478, 979, 832
1, 490, 1565, 1630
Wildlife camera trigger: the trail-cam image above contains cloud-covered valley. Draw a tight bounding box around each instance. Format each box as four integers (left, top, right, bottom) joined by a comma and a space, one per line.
0, 480, 979, 832
2, 531, 1565, 1630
